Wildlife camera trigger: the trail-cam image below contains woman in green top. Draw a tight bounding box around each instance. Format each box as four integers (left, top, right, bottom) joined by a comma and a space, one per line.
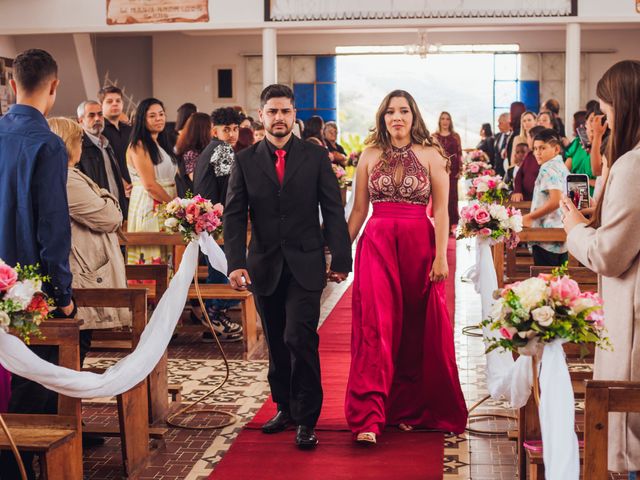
565, 111, 596, 195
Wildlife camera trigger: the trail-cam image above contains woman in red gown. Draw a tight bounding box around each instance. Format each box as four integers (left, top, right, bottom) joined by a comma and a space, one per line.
345, 91, 467, 444
434, 112, 463, 230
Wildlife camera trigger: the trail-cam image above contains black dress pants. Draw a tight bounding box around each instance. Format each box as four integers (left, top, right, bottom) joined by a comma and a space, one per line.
255, 261, 323, 427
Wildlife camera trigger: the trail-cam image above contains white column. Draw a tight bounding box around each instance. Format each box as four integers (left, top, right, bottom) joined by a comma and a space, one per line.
262, 28, 277, 87
564, 23, 581, 129
73, 33, 101, 100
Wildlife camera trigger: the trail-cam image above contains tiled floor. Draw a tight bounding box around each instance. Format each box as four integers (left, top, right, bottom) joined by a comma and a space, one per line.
69, 239, 630, 479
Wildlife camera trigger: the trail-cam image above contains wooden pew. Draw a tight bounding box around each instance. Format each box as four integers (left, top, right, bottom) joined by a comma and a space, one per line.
75, 288, 157, 479
187, 284, 259, 359
530, 265, 598, 292
583, 380, 640, 480
0, 320, 83, 480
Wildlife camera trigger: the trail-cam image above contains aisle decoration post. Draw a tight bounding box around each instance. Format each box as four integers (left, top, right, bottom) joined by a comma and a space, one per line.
482, 266, 610, 480
157, 194, 236, 429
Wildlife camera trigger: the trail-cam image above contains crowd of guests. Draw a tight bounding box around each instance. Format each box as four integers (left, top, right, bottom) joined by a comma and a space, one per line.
463, 97, 612, 267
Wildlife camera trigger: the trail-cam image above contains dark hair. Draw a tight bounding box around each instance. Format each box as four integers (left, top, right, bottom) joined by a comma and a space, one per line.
260, 84, 295, 107
175, 112, 211, 157
252, 121, 264, 131
176, 103, 197, 132
98, 85, 123, 103
532, 128, 561, 146
234, 127, 254, 153
13, 49, 58, 93
585, 99, 599, 113
593, 60, 640, 226
509, 101, 526, 132
480, 123, 493, 137
528, 125, 546, 139
303, 115, 325, 143
573, 110, 588, 133
542, 98, 561, 115
129, 97, 175, 165
538, 111, 553, 123
211, 106, 243, 126
515, 142, 529, 149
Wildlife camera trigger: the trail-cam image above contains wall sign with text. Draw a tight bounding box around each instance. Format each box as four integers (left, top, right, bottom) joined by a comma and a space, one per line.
107, 0, 209, 25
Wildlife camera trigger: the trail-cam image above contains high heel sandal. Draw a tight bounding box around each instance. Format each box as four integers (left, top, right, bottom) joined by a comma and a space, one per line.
356, 432, 377, 444
398, 423, 414, 432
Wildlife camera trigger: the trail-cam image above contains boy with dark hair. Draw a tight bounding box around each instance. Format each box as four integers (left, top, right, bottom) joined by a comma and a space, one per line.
0, 48, 76, 478
522, 128, 570, 266
99, 84, 132, 185
192, 107, 245, 342
211, 106, 242, 148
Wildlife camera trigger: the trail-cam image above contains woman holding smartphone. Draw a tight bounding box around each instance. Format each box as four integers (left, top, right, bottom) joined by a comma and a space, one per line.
561, 60, 640, 479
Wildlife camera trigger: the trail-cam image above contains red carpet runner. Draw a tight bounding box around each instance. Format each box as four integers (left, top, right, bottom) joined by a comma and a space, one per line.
209, 238, 456, 480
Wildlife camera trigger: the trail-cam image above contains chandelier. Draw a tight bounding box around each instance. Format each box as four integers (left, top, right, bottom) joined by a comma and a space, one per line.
405, 30, 430, 59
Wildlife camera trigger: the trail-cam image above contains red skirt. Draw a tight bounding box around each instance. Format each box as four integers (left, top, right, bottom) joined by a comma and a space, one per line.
345, 202, 467, 435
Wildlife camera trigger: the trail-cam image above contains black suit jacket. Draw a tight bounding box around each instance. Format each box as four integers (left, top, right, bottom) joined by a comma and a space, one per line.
77, 133, 128, 217
192, 139, 229, 205
224, 136, 352, 296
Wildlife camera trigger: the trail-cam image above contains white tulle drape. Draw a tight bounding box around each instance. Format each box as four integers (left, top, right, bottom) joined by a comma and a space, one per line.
472, 238, 579, 480
0, 234, 227, 399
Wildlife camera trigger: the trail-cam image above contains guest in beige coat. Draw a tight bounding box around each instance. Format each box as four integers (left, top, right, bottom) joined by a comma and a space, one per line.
48, 117, 131, 362
561, 60, 640, 475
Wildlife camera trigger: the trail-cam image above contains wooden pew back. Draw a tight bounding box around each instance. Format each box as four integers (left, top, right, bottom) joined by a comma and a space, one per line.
583, 380, 640, 480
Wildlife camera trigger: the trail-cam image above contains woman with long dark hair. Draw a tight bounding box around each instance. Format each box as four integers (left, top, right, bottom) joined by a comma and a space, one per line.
434, 111, 462, 230
561, 60, 640, 478
477, 122, 495, 160
345, 90, 467, 445
126, 98, 177, 264
175, 112, 211, 196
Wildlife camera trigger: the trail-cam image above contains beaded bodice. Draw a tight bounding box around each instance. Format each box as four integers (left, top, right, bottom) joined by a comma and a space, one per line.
368, 144, 431, 205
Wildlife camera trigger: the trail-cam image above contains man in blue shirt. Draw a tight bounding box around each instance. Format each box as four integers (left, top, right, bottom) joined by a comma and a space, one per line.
0, 48, 75, 479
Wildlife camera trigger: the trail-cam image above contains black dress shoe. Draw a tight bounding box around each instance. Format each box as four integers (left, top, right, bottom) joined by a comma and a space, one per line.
262, 411, 293, 434
82, 432, 105, 448
295, 425, 318, 449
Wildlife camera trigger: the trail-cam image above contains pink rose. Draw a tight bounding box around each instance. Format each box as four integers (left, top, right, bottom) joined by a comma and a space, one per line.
212, 203, 224, 216
468, 163, 480, 173
473, 208, 491, 225
479, 227, 492, 236
0, 263, 18, 292
549, 276, 581, 303
487, 179, 497, 189
500, 326, 517, 339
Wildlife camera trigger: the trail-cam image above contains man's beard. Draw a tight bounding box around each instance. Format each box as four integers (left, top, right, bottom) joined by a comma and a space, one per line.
268, 122, 293, 138
89, 123, 104, 136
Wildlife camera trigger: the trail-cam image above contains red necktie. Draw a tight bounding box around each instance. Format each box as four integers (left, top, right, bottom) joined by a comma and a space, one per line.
275, 149, 286, 185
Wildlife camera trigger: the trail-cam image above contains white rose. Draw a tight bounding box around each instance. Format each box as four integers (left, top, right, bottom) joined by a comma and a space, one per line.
509, 214, 523, 232
164, 217, 179, 229
4, 280, 40, 309
489, 299, 506, 320
489, 204, 508, 222
531, 305, 555, 327
0, 310, 10, 329
512, 277, 548, 311
476, 182, 489, 193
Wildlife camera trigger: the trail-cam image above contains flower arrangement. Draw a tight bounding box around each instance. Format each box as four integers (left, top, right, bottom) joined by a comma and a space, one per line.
457, 201, 522, 249
332, 163, 348, 188
0, 260, 52, 342
158, 194, 224, 243
466, 149, 489, 163
463, 160, 496, 180
481, 266, 610, 355
467, 175, 510, 204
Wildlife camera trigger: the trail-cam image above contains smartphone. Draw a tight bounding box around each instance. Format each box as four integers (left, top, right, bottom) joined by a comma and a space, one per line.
576, 126, 591, 150
566, 174, 590, 210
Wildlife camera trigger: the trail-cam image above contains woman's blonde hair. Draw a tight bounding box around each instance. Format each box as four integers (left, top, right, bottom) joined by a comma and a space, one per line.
365, 89, 446, 169
47, 117, 83, 160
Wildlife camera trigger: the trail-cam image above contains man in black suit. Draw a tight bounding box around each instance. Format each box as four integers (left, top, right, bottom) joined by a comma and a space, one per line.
224, 84, 352, 449
493, 112, 512, 177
